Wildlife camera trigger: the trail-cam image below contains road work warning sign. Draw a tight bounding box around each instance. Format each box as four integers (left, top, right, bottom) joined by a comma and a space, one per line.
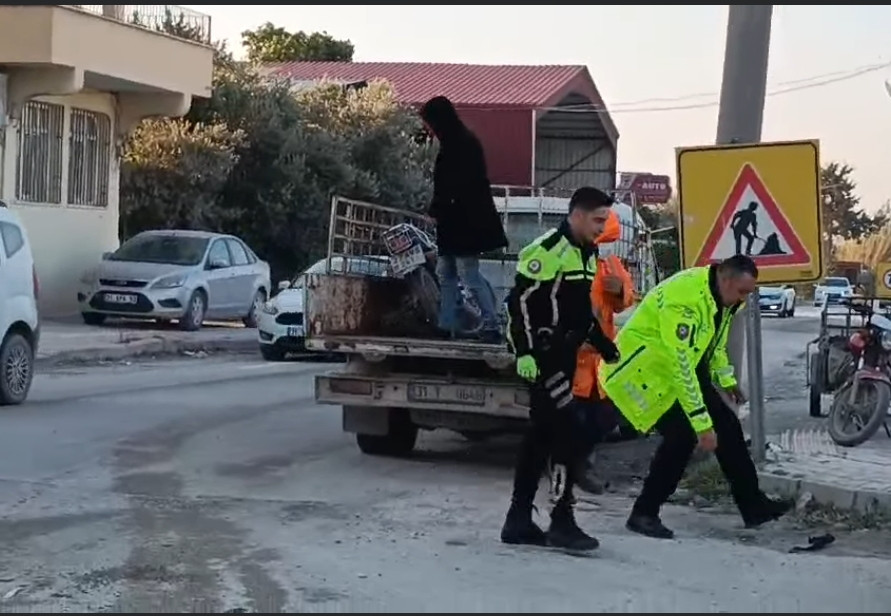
676, 140, 824, 284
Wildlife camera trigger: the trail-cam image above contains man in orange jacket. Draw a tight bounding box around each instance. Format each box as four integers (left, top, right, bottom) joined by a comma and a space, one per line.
568, 210, 636, 495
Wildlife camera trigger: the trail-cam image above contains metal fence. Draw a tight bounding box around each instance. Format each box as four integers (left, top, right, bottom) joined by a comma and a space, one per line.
67, 4, 212, 44
16, 101, 65, 205
326, 196, 435, 275
68, 108, 112, 207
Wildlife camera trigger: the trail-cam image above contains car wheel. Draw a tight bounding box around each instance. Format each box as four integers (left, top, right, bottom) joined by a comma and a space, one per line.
81, 312, 106, 326
179, 290, 207, 331
0, 332, 34, 405
260, 344, 285, 361
243, 289, 267, 328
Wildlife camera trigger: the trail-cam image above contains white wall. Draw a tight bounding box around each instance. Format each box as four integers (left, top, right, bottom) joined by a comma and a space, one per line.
0, 91, 120, 317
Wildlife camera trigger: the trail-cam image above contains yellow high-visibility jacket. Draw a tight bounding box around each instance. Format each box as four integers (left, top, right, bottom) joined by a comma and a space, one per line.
599, 266, 739, 434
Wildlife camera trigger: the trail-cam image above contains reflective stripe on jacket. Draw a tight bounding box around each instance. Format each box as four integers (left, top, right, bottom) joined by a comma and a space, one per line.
506, 220, 598, 359
598, 266, 738, 434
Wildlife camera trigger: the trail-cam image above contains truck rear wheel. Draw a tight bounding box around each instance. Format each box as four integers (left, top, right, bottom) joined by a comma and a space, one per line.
355, 409, 418, 457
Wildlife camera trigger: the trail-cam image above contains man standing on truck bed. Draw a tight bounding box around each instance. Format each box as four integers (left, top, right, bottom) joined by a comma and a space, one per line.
500, 186, 620, 552
420, 95, 507, 343
599, 255, 793, 540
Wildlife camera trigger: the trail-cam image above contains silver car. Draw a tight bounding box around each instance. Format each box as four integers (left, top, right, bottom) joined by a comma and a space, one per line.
78, 230, 271, 331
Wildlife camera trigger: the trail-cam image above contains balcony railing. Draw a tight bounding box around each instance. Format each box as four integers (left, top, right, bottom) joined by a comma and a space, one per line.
65, 5, 212, 44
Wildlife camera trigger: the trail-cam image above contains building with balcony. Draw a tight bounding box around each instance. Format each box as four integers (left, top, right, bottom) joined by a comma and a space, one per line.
0, 4, 214, 316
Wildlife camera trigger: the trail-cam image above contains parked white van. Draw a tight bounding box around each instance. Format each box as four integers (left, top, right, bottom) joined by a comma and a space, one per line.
0, 202, 39, 405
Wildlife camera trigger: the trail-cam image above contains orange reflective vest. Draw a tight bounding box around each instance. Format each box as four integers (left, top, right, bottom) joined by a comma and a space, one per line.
572, 211, 635, 399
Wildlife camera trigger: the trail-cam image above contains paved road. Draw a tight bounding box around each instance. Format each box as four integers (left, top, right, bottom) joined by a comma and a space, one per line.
2, 312, 890, 612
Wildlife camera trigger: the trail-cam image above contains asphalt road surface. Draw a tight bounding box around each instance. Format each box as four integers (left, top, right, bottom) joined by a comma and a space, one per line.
2, 310, 889, 613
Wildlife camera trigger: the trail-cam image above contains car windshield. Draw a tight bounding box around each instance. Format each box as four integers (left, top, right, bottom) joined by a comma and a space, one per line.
823, 278, 850, 288
109, 234, 209, 266
760, 287, 782, 295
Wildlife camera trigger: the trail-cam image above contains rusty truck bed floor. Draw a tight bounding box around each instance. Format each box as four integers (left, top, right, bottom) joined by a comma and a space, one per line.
308, 335, 514, 361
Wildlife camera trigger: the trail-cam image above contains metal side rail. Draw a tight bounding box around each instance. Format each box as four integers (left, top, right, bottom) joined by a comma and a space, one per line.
306, 335, 515, 366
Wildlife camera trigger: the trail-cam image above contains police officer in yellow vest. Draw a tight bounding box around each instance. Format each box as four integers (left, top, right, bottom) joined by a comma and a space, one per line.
600, 255, 792, 539
500, 187, 620, 552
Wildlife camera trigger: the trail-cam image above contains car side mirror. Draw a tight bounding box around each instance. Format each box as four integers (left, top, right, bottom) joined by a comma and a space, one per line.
206, 258, 227, 270
101, 251, 112, 260
278, 280, 291, 291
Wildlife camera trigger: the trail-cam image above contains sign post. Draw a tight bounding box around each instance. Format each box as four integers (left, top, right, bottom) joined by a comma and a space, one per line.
875, 263, 891, 299
676, 140, 824, 461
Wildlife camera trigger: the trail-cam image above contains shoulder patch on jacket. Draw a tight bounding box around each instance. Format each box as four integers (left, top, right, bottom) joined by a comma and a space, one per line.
539, 229, 563, 251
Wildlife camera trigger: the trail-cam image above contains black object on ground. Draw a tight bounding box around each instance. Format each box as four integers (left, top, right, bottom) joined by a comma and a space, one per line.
789, 533, 835, 553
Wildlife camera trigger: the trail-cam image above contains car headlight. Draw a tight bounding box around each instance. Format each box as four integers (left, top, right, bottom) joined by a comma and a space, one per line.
881, 331, 891, 351
152, 274, 187, 289
262, 301, 278, 315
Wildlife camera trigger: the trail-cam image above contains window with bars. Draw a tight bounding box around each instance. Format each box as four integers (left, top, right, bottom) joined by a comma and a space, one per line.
16, 101, 65, 204
68, 108, 112, 207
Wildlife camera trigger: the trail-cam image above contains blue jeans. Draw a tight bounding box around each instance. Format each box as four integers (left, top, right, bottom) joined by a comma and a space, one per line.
436, 255, 499, 332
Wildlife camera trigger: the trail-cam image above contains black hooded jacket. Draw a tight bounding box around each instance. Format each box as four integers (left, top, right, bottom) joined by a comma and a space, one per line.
420, 96, 509, 257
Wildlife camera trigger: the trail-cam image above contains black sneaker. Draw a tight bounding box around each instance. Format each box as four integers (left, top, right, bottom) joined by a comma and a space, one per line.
626, 513, 675, 539
547, 504, 600, 551
501, 503, 547, 546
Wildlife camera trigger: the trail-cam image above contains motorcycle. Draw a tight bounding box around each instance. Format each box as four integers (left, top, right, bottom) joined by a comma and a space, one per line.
381, 222, 496, 336
826, 298, 891, 447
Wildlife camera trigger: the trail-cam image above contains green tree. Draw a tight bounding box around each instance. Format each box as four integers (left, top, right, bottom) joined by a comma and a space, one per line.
638, 200, 680, 278
241, 23, 354, 63
822, 162, 887, 240
119, 119, 243, 238
121, 52, 433, 283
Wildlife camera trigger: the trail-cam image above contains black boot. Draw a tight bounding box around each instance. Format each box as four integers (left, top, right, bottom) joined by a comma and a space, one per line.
547, 502, 599, 551
501, 502, 547, 546
743, 494, 794, 528
626, 513, 675, 539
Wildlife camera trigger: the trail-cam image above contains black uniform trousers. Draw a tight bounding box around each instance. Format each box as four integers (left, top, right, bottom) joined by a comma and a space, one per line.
631, 373, 763, 518
510, 348, 594, 507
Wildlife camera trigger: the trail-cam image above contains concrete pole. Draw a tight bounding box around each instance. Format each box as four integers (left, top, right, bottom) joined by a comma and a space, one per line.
715, 5, 773, 462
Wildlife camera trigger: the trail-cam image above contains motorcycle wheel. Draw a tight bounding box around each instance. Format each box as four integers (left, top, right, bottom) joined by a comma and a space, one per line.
455, 276, 498, 335
409, 266, 441, 327
827, 378, 891, 447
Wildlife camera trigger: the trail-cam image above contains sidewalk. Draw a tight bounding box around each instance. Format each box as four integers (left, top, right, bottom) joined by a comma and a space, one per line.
37, 319, 258, 364
759, 427, 891, 513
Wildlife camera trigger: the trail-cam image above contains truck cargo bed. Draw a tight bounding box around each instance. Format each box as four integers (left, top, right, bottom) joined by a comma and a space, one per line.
307, 334, 514, 364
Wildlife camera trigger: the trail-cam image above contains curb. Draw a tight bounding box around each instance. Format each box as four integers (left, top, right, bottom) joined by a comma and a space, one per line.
758, 470, 891, 513
36, 336, 258, 366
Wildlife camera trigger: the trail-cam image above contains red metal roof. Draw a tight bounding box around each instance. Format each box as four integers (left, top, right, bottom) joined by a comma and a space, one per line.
269, 62, 577, 107
267, 61, 619, 145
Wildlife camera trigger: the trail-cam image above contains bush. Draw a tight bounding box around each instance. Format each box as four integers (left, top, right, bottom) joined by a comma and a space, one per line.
120, 59, 434, 283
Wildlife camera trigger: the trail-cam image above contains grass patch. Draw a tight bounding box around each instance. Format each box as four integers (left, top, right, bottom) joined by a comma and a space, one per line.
678, 457, 730, 505
793, 502, 891, 531
678, 458, 891, 531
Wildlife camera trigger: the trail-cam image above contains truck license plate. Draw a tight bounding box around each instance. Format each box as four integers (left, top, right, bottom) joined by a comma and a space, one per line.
105, 293, 137, 304
407, 383, 486, 406
391, 244, 426, 277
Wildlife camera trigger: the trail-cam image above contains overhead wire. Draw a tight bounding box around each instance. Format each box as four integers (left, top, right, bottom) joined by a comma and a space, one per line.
464, 58, 891, 116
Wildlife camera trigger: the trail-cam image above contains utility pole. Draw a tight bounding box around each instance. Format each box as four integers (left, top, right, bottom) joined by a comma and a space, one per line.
715, 5, 773, 462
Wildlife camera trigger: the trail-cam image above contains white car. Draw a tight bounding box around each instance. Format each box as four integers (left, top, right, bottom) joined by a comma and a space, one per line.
758, 285, 796, 318
257, 256, 388, 361
813, 277, 853, 307
0, 202, 39, 405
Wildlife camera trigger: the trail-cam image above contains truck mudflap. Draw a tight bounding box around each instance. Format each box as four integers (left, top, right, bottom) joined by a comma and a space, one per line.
314, 373, 529, 419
